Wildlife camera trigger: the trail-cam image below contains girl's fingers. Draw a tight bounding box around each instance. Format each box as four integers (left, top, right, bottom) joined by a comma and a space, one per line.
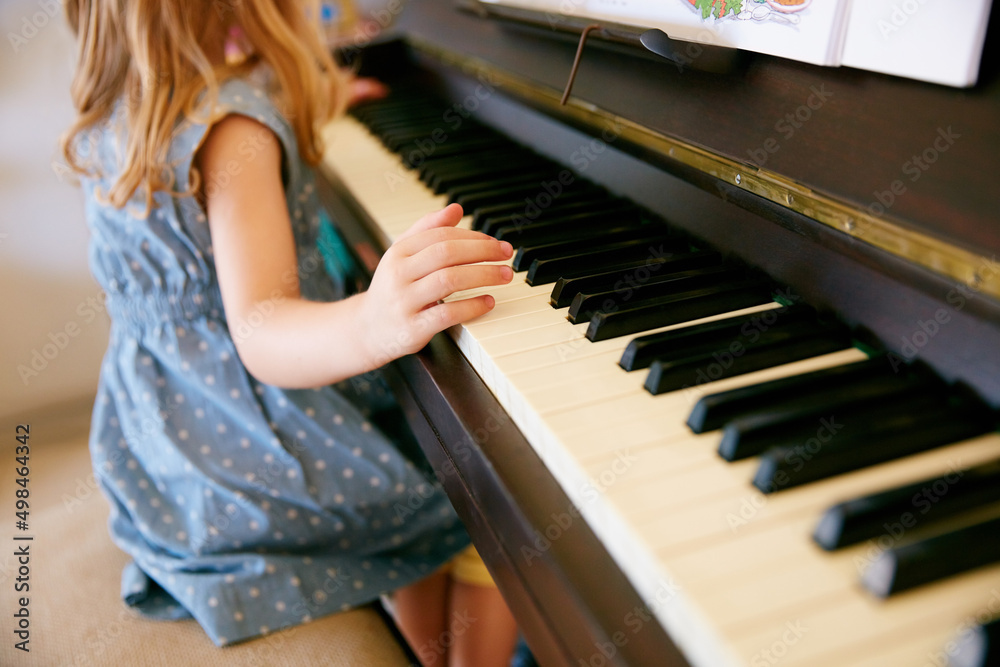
394, 203, 464, 243
410, 264, 514, 306
404, 238, 513, 282
418, 295, 497, 333
393, 226, 498, 258
347, 77, 389, 107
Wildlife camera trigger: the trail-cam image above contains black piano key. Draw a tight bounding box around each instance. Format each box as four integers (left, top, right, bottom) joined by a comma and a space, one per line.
357, 108, 446, 127
513, 226, 664, 272
645, 330, 851, 396
371, 120, 451, 141
349, 99, 422, 116
367, 115, 455, 137
452, 178, 592, 210
500, 209, 648, 250
417, 148, 537, 184
861, 514, 1000, 598
456, 185, 543, 213
471, 190, 610, 231
687, 355, 898, 433
752, 393, 996, 494
351, 98, 438, 119
433, 166, 557, 195
377, 116, 487, 137
642, 316, 840, 372
620, 303, 817, 372
508, 215, 653, 254
362, 103, 441, 117
483, 198, 635, 237
388, 131, 498, 154
718, 372, 943, 461
526, 236, 687, 285
551, 250, 722, 308
432, 167, 551, 201
384, 125, 493, 150
352, 94, 431, 110
952, 616, 1000, 667
349, 101, 418, 122
447, 170, 561, 196
813, 457, 1000, 551
398, 136, 509, 167
586, 279, 775, 342
568, 265, 746, 323
422, 155, 543, 189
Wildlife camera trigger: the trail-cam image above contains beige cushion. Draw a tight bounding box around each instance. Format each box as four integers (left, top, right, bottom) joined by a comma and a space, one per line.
1, 415, 412, 666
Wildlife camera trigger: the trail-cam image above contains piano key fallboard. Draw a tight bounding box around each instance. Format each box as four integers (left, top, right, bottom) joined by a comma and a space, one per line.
319, 89, 1000, 667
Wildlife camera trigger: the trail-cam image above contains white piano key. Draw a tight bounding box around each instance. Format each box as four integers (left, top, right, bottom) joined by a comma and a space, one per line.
545, 349, 868, 441
839, 626, 960, 667
449, 280, 545, 305
490, 302, 783, 377
639, 434, 1000, 560
730, 563, 1000, 666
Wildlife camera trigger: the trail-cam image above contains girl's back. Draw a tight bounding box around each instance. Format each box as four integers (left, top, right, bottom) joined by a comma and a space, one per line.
79, 67, 469, 649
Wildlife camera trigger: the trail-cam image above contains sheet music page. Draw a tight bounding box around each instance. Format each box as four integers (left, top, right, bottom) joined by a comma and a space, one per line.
481, 0, 854, 65
840, 0, 994, 87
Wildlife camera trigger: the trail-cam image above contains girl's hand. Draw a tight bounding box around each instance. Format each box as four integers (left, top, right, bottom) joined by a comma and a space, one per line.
347, 77, 389, 108
359, 203, 514, 364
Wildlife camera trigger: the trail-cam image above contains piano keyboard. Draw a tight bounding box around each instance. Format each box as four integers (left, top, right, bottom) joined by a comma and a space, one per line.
320, 98, 1000, 667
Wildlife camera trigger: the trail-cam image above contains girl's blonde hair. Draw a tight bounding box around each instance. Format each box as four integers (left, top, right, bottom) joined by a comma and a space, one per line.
61, 0, 348, 213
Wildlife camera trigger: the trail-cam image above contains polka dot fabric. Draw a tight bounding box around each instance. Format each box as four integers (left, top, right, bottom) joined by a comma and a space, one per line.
80, 77, 469, 646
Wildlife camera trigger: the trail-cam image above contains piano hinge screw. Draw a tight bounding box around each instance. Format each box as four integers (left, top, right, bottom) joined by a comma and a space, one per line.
735, 173, 742, 185
845, 218, 856, 232
971, 272, 983, 288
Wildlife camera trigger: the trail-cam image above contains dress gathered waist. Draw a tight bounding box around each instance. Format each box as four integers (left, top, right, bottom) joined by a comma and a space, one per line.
104, 287, 225, 331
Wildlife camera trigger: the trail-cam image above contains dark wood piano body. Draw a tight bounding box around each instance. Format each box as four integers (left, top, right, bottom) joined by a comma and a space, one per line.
317, 3, 1000, 664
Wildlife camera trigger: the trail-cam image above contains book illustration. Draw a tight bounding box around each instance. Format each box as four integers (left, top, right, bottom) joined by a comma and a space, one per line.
685, 0, 812, 26
662, 0, 845, 66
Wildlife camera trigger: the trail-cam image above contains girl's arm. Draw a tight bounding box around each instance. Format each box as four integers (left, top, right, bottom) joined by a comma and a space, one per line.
198, 114, 513, 389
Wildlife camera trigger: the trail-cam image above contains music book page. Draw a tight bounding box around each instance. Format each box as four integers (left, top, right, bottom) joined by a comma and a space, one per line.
588, 0, 851, 66
480, 0, 852, 65
479, 0, 992, 86
840, 0, 993, 88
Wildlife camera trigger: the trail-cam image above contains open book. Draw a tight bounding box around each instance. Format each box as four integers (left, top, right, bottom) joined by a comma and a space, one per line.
477, 0, 994, 87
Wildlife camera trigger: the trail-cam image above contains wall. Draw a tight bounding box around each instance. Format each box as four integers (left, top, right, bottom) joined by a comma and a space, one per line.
1, 2, 109, 424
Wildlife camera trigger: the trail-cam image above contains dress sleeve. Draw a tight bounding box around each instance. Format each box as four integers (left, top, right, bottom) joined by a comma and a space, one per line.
171, 76, 303, 202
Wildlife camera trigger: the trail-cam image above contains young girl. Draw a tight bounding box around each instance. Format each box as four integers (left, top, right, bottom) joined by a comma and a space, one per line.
61, 0, 519, 664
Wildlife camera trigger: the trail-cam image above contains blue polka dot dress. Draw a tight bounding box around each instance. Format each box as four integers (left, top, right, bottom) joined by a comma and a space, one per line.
79, 77, 470, 646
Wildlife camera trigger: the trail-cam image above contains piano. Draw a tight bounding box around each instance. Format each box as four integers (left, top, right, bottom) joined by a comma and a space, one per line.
315, 2, 1000, 665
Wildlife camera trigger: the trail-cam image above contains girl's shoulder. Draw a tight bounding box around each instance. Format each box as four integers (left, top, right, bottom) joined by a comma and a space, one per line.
213, 75, 287, 130
180, 73, 293, 143
172, 73, 304, 188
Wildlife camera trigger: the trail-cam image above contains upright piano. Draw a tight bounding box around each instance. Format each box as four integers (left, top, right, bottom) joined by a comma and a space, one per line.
316, 2, 1000, 664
